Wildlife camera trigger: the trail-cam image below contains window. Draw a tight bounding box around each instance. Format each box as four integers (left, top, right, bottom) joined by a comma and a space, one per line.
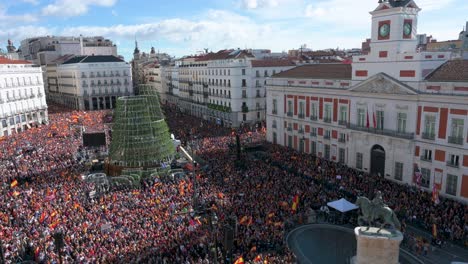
2, 119, 7, 128
311, 127, 317, 136
299, 102, 305, 117
324, 130, 331, 139
339, 106, 347, 123
264, 70, 268, 77
257, 112, 260, 119
242, 79, 246, 87
394, 162, 403, 181
421, 168, 430, 188
311, 103, 317, 119
243, 114, 247, 121
287, 101, 293, 116
272, 99, 277, 114
448, 154, 460, 167
423, 115, 436, 139
339, 148, 345, 163
422, 149, 432, 161
242, 69, 246, 75
339, 133, 346, 142
324, 105, 332, 122
324, 145, 330, 160
357, 109, 365, 127
272, 132, 277, 144
288, 135, 293, 148
311, 141, 317, 155
450, 119, 464, 142
272, 120, 277, 128
446, 174, 458, 195
356, 153, 363, 169
242, 90, 247, 98
397, 113, 407, 133
376, 110, 384, 129
256, 70, 260, 77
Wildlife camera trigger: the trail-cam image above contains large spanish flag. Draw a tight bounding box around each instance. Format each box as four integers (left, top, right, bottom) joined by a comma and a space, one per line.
10, 179, 18, 188
234, 256, 244, 264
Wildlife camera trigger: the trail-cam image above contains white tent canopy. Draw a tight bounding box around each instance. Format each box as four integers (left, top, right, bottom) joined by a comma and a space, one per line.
327, 198, 359, 213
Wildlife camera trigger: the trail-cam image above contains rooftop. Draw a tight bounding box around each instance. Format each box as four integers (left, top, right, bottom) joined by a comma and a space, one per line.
62, 55, 124, 64
0, 57, 31, 65
195, 49, 254, 62
425, 60, 468, 82
272, 64, 352, 80
251, 59, 295, 68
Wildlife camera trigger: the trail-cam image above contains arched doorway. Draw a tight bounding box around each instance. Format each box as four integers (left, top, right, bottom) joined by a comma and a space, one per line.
370, 145, 385, 177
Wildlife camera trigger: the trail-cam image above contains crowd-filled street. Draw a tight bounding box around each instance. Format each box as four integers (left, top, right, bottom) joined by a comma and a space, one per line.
0, 104, 466, 263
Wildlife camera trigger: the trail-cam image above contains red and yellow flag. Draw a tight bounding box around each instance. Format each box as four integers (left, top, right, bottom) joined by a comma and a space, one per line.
10, 180, 18, 188
234, 256, 244, 264
292, 194, 299, 212
254, 255, 262, 262
13, 191, 20, 197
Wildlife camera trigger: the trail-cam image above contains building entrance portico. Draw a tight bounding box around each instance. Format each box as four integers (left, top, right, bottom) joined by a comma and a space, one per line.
370, 145, 385, 177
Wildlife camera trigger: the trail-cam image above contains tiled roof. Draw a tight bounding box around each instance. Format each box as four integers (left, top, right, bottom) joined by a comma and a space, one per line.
272, 64, 352, 79
195, 49, 254, 61
251, 59, 295, 67
63, 55, 124, 64
0, 57, 32, 64
425, 60, 468, 82
50, 54, 76, 64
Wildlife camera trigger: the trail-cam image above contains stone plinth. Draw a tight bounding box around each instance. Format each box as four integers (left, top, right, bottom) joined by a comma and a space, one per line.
353, 227, 403, 264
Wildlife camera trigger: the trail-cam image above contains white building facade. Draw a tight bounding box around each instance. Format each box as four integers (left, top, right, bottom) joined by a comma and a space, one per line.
47, 55, 132, 110
0, 58, 48, 136
266, 0, 468, 202
164, 50, 295, 127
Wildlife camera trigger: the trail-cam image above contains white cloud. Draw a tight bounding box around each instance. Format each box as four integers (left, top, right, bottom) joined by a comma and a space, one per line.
240, 0, 280, 9
0, 25, 52, 42
42, 0, 117, 17
0, 7, 37, 23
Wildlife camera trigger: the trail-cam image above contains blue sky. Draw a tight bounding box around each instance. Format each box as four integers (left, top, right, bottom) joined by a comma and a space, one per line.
0, 0, 467, 61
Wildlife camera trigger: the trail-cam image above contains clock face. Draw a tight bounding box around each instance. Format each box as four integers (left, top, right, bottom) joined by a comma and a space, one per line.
379, 23, 390, 38
403, 22, 412, 36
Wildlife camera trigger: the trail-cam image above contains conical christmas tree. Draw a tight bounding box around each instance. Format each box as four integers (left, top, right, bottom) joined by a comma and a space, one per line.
109, 91, 175, 169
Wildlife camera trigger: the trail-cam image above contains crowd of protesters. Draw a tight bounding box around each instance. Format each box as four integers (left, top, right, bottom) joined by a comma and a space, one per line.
0, 103, 466, 263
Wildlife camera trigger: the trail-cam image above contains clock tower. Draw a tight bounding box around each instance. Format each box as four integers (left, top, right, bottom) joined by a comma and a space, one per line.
369, 0, 421, 56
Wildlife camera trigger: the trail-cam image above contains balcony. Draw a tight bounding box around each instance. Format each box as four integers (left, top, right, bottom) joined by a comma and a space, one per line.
448, 136, 463, 145
310, 116, 318, 121
287, 127, 293, 132
323, 117, 332, 123
446, 161, 459, 168
420, 156, 432, 162
272, 110, 278, 115
242, 94, 247, 99
324, 134, 331, 140
298, 113, 305, 119
338, 120, 348, 126
272, 123, 277, 128
287, 112, 293, 117
310, 132, 317, 137
298, 129, 304, 134
338, 138, 346, 143
242, 106, 249, 113
421, 132, 435, 140
347, 123, 414, 140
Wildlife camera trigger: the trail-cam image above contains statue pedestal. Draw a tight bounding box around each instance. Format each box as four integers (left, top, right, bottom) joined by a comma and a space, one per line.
352, 227, 403, 264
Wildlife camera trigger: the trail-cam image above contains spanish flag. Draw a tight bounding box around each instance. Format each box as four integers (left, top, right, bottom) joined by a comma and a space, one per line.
13, 191, 20, 197
39, 211, 47, 223
10, 179, 18, 188
234, 256, 244, 264
49, 220, 60, 230
254, 255, 262, 262
292, 194, 299, 212
239, 215, 249, 225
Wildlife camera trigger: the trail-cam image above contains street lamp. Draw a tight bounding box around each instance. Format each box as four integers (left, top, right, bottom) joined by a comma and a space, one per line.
210, 212, 219, 264
53, 231, 64, 264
